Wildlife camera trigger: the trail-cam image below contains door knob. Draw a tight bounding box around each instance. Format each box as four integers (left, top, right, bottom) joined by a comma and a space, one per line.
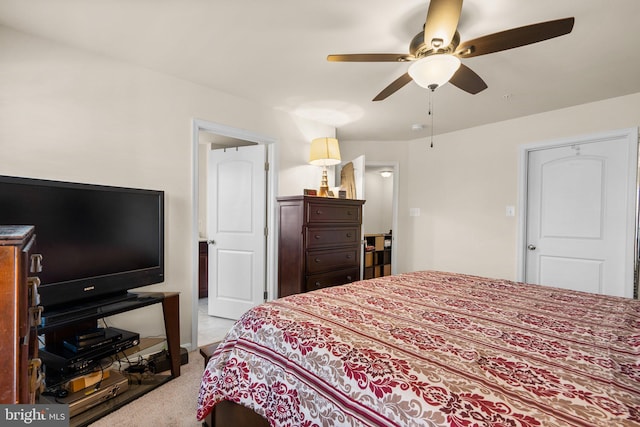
527, 244, 536, 250
208, 240, 216, 245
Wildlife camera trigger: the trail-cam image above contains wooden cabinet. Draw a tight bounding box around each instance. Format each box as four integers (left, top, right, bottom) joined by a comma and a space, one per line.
364, 233, 392, 279
0, 225, 41, 404
277, 196, 365, 297
199, 241, 208, 298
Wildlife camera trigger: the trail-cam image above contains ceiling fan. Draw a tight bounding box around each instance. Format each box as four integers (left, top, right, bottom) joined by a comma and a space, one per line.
327, 0, 574, 101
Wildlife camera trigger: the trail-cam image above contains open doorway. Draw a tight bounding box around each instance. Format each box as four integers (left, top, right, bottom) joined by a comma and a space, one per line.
191, 119, 277, 347
362, 162, 399, 277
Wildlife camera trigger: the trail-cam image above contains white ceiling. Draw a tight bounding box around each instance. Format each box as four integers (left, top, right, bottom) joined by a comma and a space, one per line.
1, 0, 639, 141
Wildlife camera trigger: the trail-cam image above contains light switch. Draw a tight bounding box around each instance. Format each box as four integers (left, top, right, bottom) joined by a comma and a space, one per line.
506, 206, 515, 217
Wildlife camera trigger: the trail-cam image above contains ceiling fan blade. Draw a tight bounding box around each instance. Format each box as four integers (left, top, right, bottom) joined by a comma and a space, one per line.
423, 0, 463, 48
373, 73, 413, 101
448, 64, 487, 94
456, 17, 575, 58
327, 53, 414, 62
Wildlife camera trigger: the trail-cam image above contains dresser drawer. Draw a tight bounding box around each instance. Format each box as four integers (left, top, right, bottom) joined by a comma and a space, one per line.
305, 268, 359, 292
305, 200, 362, 224
305, 227, 360, 249
306, 247, 359, 274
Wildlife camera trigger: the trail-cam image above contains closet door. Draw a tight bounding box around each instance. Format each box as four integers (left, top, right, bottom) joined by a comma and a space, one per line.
524, 130, 637, 297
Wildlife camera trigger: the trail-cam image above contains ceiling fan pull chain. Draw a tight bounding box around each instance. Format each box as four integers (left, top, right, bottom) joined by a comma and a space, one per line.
429, 88, 435, 148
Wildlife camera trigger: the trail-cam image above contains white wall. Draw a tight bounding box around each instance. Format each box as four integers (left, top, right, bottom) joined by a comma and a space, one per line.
405, 94, 640, 280
341, 93, 640, 281
0, 26, 334, 348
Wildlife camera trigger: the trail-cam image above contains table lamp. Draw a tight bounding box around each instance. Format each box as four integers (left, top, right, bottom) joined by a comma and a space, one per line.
309, 137, 341, 197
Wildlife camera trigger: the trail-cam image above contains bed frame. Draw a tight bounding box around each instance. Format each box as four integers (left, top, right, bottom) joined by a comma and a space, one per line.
207, 400, 269, 427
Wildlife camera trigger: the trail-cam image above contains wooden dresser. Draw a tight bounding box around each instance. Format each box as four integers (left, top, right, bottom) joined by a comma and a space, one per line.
277, 196, 365, 297
0, 225, 42, 404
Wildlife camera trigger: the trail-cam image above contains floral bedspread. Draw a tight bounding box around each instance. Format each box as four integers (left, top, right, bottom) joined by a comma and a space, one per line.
197, 270, 640, 426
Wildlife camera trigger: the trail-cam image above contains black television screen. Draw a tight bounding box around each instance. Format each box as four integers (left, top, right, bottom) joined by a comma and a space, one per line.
0, 175, 164, 308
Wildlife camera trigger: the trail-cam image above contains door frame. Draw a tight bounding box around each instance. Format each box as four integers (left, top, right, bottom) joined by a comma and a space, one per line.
191, 118, 278, 346
515, 127, 639, 297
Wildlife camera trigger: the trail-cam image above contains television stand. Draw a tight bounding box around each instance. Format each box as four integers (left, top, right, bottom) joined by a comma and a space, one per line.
39, 292, 181, 379
37, 292, 181, 426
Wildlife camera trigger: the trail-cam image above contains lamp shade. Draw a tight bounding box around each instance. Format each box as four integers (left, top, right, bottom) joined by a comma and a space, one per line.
408, 54, 461, 89
309, 137, 341, 166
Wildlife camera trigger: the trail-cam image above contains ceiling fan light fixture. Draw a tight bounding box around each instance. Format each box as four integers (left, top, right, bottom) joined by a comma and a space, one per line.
408, 54, 461, 89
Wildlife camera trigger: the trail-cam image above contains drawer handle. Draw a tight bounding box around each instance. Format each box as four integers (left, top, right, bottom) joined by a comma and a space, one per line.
315, 210, 322, 215
347, 211, 353, 216
315, 281, 321, 287
346, 275, 352, 281
346, 233, 353, 238
314, 258, 321, 263
346, 254, 352, 259
314, 235, 321, 239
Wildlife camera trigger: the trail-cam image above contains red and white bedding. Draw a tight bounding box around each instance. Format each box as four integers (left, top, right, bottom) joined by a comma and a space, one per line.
197, 270, 640, 426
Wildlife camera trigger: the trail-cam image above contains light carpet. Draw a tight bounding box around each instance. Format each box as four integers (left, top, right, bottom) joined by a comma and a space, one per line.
89, 351, 204, 427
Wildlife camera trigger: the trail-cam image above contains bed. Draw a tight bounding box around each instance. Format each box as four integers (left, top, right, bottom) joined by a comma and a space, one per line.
197, 270, 640, 426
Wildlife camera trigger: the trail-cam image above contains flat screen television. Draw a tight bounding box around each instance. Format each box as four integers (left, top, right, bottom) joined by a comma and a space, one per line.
0, 175, 164, 309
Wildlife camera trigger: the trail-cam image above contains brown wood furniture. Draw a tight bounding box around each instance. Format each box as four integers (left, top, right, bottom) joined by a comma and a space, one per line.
0, 225, 42, 404
199, 342, 219, 368
199, 240, 208, 298
277, 196, 365, 297
363, 233, 392, 279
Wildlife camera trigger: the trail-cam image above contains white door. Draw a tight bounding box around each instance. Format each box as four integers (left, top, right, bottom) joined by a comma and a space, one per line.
207, 144, 267, 319
524, 130, 637, 297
